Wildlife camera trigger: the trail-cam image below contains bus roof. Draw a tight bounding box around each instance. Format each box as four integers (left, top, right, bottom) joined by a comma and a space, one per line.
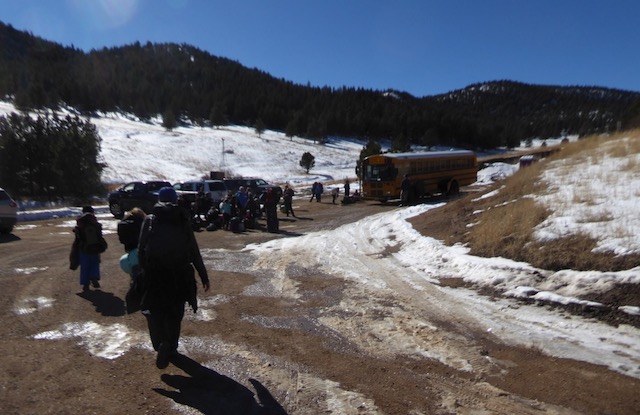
366, 150, 476, 160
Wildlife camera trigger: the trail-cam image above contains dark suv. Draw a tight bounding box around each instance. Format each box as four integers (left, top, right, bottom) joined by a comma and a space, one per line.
0, 187, 17, 234
108, 180, 172, 218
223, 177, 282, 202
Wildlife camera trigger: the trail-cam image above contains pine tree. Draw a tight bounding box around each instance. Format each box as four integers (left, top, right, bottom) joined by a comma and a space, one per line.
359, 139, 382, 162
0, 112, 103, 199
162, 109, 177, 131
299, 152, 315, 174
306, 118, 327, 144
254, 118, 266, 137
390, 132, 411, 153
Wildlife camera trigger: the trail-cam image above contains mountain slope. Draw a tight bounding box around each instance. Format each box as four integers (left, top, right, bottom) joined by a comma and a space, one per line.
1, 21, 639, 148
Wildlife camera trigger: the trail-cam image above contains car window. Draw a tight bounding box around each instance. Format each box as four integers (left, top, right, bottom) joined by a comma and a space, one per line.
0, 190, 9, 201
255, 179, 268, 186
148, 182, 170, 191
223, 180, 240, 189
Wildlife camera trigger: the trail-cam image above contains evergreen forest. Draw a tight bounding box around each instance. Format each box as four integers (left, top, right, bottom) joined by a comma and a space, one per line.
2, 21, 640, 152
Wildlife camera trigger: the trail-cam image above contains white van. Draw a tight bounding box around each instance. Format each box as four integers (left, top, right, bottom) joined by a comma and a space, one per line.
173, 180, 228, 204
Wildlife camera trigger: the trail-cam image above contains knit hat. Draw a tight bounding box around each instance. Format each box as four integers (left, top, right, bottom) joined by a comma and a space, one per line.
82, 205, 94, 214
158, 187, 178, 203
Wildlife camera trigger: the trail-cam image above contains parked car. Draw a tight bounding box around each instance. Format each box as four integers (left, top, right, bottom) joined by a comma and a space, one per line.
223, 177, 283, 203
0, 187, 17, 234
108, 180, 172, 218
173, 180, 228, 204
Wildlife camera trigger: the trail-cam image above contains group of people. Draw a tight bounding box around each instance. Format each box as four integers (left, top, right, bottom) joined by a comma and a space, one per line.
70, 186, 210, 369
69, 178, 359, 369
312, 179, 354, 205
177, 186, 270, 233
182, 179, 358, 232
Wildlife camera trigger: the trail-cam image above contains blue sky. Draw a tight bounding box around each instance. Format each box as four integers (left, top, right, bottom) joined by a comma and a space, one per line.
2, 0, 639, 97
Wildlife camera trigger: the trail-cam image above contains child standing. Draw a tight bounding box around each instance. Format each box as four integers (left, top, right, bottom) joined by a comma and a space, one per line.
71, 206, 107, 291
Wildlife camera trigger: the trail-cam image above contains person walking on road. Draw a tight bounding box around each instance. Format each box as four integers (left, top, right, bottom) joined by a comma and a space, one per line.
264, 187, 280, 233
117, 207, 146, 313
282, 184, 296, 217
70, 205, 107, 292
314, 182, 324, 203
331, 187, 339, 204
309, 182, 318, 202
137, 187, 211, 369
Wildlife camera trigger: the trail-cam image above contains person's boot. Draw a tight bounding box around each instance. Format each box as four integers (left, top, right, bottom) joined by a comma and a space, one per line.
156, 343, 171, 369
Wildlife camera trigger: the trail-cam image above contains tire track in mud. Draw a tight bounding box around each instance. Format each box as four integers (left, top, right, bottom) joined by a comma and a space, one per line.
248, 210, 495, 366
201, 248, 390, 413
242, 213, 553, 413
242, 206, 640, 414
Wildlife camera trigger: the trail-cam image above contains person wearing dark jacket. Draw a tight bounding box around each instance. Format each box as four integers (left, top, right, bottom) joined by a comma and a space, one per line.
117, 207, 146, 252
137, 187, 211, 369
282, 184, 295, 217
117, 207, 146, 313
314, 181, 324, 202
263, 187, 279, 233
71, 205, 106, 291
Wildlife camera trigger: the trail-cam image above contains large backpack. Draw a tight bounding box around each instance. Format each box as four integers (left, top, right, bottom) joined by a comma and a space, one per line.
78, 216, 108, 255
117, 216, 143, 251
143, 207, 191, 268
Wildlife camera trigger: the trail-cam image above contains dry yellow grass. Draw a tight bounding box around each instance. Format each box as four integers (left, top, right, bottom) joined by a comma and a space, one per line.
464, 129, 640, 271
468, 197, 549, 259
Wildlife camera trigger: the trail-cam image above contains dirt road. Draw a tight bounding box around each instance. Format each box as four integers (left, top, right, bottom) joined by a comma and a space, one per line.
1, 196, 638, 414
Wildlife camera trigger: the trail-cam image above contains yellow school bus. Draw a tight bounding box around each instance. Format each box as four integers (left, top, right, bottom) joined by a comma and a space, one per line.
360, 150, 477, 202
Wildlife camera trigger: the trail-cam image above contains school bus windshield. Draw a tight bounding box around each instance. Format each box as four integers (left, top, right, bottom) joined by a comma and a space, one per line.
364, 164, 397, 181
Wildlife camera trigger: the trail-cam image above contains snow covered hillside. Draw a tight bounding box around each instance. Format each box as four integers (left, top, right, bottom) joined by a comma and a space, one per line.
3, 101, 640, 382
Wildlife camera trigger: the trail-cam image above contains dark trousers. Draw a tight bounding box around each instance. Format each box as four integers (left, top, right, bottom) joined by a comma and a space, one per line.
144, 302, 185, 352
283, 199, 294, 216
264, 204, 278, 232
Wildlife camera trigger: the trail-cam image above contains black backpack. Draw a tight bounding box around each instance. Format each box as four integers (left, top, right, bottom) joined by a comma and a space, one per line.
78, 218, 108, 255
143, 207, 191, 268
117, 216, 143, 251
